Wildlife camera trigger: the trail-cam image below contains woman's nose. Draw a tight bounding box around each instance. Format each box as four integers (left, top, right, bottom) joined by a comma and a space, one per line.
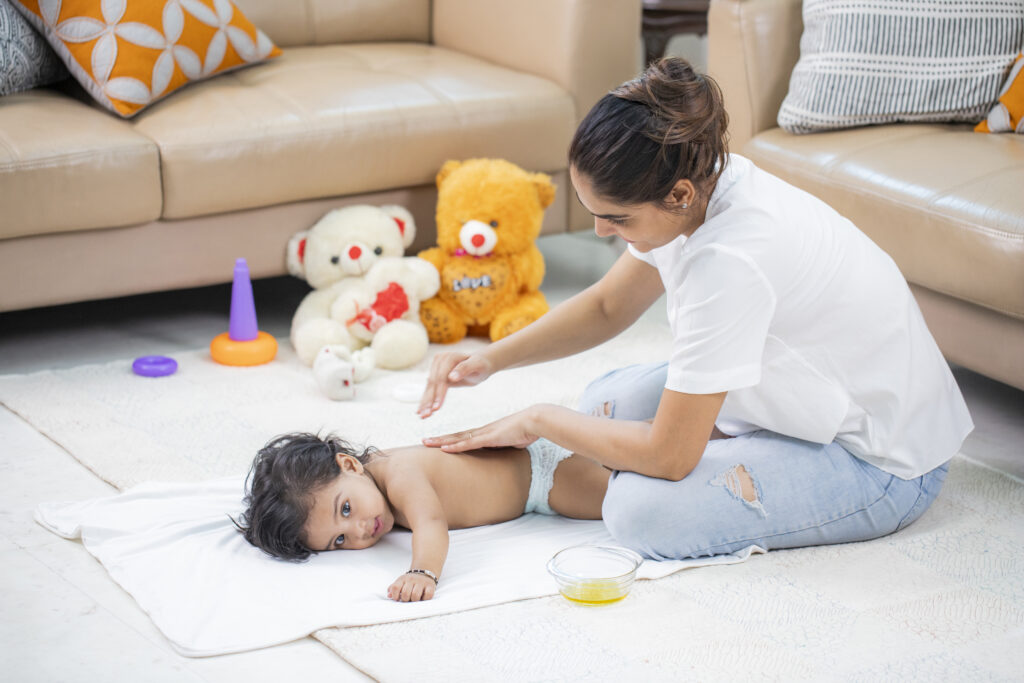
593, 220, 615, 238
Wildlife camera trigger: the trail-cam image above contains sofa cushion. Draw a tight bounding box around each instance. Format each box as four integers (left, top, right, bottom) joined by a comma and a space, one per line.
0, 88, 162, 239
744, 125, 1024, 319
777, 0, 1024, 134
132, 43, 576, 220
235, 0, 430, 48
10, 0, 281, 117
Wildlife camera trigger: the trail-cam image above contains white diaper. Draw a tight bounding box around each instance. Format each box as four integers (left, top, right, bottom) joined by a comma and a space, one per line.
524, 439, 572, 515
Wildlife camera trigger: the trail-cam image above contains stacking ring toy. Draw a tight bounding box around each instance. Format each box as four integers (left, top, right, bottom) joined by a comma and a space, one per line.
210, 331, 278, 366
132, 355, 178, 377
209, 257, 278, 367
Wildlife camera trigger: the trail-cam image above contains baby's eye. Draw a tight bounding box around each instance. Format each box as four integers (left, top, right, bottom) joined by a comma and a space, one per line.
334, 534, 345, 547
342, 501, 351, 516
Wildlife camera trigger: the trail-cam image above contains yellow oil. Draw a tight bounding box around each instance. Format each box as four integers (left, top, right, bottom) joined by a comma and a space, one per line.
560, 580, 628, 605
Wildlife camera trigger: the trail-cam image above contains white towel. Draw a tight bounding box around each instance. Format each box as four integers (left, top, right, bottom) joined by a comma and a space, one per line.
35, 478, 763, 657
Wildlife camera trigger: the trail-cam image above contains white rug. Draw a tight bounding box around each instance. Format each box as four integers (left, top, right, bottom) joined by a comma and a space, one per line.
2, 320, 1023, 679
0, 322, 669, 491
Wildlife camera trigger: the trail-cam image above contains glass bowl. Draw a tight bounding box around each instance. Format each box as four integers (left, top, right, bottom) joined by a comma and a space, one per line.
546, 544, 644, 605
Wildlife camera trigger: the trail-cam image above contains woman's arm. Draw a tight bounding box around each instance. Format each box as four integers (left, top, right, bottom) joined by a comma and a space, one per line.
427, 388, 726, 481
530, 390, 727, 480
419, 251, 664, 416
486, 250, 664, 370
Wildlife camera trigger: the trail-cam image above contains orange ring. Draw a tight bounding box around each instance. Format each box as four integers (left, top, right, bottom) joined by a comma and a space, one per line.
210, 331, 278, 366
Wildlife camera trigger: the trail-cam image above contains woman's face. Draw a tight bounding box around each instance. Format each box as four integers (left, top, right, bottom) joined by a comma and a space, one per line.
303, 454, 395, 552
570, 166, 699, 252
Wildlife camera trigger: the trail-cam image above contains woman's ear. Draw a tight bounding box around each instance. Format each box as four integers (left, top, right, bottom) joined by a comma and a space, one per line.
336, 453, 365, 474
666, 178, 697, 210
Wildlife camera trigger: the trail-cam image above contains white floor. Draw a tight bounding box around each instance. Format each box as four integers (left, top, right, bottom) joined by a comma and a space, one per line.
1, 232, 1022, 683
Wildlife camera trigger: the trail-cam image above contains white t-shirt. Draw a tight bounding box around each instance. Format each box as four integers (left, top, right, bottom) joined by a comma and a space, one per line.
628, 154, 973, 479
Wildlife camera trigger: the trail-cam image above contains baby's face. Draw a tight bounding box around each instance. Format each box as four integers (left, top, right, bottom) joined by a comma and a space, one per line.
304, 456, 395, 552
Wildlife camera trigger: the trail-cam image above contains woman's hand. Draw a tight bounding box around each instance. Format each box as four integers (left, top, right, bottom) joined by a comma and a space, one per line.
422, 405, 546, 452
417, 351, 494, 418
387, 572, 436, 602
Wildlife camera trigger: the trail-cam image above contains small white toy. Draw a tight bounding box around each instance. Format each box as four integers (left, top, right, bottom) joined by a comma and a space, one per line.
287, 204, 440, 371
312, 345, 375, 400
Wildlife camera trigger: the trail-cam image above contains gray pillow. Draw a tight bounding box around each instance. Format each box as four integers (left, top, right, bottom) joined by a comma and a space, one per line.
0, 0, 66, 96
778, 0, 1024, 134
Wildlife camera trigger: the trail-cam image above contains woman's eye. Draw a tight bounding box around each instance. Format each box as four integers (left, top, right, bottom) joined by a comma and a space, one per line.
607, 217, 627, 227
342, 501, 351, 516
334, 534, 345, 547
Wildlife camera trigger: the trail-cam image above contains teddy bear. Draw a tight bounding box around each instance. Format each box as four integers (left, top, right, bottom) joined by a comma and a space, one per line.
286, 204, 440, 370
418, 158, 553, 343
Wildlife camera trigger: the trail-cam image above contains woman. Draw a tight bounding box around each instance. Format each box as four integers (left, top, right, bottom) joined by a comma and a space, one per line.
417, 58, 973, 561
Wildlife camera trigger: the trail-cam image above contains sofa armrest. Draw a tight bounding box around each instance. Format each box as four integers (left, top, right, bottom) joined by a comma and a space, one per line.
433, 0, 642, 126
707, 0, 803, 152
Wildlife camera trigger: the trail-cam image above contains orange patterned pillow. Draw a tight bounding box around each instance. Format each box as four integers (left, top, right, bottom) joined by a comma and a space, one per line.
9, 0, 281, 117
976, 51, 1024, 134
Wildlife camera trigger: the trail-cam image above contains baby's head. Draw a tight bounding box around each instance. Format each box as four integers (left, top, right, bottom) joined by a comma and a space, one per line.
235, 432, 394, 561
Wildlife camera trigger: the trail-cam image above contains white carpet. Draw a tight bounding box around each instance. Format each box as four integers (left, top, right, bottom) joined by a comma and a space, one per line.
2, 320, 1022, 679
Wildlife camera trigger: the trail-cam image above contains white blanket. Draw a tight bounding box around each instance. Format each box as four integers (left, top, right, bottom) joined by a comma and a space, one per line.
36, 478, 763, 657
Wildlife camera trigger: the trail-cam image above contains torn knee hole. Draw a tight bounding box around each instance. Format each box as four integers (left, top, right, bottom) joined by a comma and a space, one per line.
731, 465, 758, 503
590, 400, 614, 418
710, 464, 766, 516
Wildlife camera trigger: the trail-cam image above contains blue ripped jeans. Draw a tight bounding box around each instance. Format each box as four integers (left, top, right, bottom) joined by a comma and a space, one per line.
581, 362, 950, 561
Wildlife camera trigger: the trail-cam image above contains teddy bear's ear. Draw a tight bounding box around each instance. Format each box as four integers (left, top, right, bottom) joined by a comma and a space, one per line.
532, 172, 556, 209
286, 230, 309, 280
436, 160, 462, 189
379, 205, 417, 248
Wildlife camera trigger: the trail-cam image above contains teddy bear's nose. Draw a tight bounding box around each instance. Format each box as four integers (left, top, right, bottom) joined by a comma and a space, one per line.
471, 234, 486, 248
348, 246, 362, 261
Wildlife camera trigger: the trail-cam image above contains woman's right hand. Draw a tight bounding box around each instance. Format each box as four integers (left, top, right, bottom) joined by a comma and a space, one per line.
418, 351, 494, 418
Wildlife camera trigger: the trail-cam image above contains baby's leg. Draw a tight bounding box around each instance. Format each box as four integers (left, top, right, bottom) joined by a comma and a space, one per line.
548, 454, 611, 520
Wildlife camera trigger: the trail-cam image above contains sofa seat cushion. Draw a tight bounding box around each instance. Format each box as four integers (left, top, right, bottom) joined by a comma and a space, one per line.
744, 125, 1024, 319
132, 43, 576, 220
0, 89, 162, 240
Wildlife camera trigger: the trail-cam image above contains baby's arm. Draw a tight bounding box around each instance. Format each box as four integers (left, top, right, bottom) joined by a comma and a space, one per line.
385, 473, 449, 602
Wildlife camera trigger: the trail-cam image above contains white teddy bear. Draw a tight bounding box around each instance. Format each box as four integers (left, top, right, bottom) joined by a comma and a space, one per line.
287, 204, 440, 372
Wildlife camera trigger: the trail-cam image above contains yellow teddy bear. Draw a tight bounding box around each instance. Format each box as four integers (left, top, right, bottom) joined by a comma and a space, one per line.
418, 158, 553, 343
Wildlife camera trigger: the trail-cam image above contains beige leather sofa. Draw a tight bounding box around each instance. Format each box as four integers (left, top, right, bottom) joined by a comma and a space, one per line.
0, 0, 641, 312
708, 0, 1024, 390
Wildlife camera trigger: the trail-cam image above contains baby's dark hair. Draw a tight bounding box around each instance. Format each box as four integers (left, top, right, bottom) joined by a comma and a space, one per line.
234, 432, 378, 561
569, 56, 729, 210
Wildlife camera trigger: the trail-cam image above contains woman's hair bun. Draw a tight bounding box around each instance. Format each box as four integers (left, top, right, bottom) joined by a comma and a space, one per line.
569, 56, 729, 209
614, 57, 727, 150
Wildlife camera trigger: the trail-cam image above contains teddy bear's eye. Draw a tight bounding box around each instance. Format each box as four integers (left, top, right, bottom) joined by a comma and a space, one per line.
374, 246, 383, 255
331, 256, 340, 264
489, 220, 499, 228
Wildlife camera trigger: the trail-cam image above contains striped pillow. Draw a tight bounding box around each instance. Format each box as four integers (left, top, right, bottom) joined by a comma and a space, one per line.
778, 0, 1024, 134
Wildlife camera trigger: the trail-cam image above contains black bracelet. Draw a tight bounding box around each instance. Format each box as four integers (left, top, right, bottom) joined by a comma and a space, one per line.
406, 568, 439, 585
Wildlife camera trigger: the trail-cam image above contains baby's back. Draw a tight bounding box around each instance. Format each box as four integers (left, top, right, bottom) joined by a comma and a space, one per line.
383, 445, 533, 528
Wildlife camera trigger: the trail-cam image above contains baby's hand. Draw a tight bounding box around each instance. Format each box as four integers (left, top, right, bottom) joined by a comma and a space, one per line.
388, 572, 436, 602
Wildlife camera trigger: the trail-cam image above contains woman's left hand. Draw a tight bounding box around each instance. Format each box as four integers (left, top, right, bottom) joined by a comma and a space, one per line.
422, 405, 548, 452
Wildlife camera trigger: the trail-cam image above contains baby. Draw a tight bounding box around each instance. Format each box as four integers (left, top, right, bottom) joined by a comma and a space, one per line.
235, 432, 611, 602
